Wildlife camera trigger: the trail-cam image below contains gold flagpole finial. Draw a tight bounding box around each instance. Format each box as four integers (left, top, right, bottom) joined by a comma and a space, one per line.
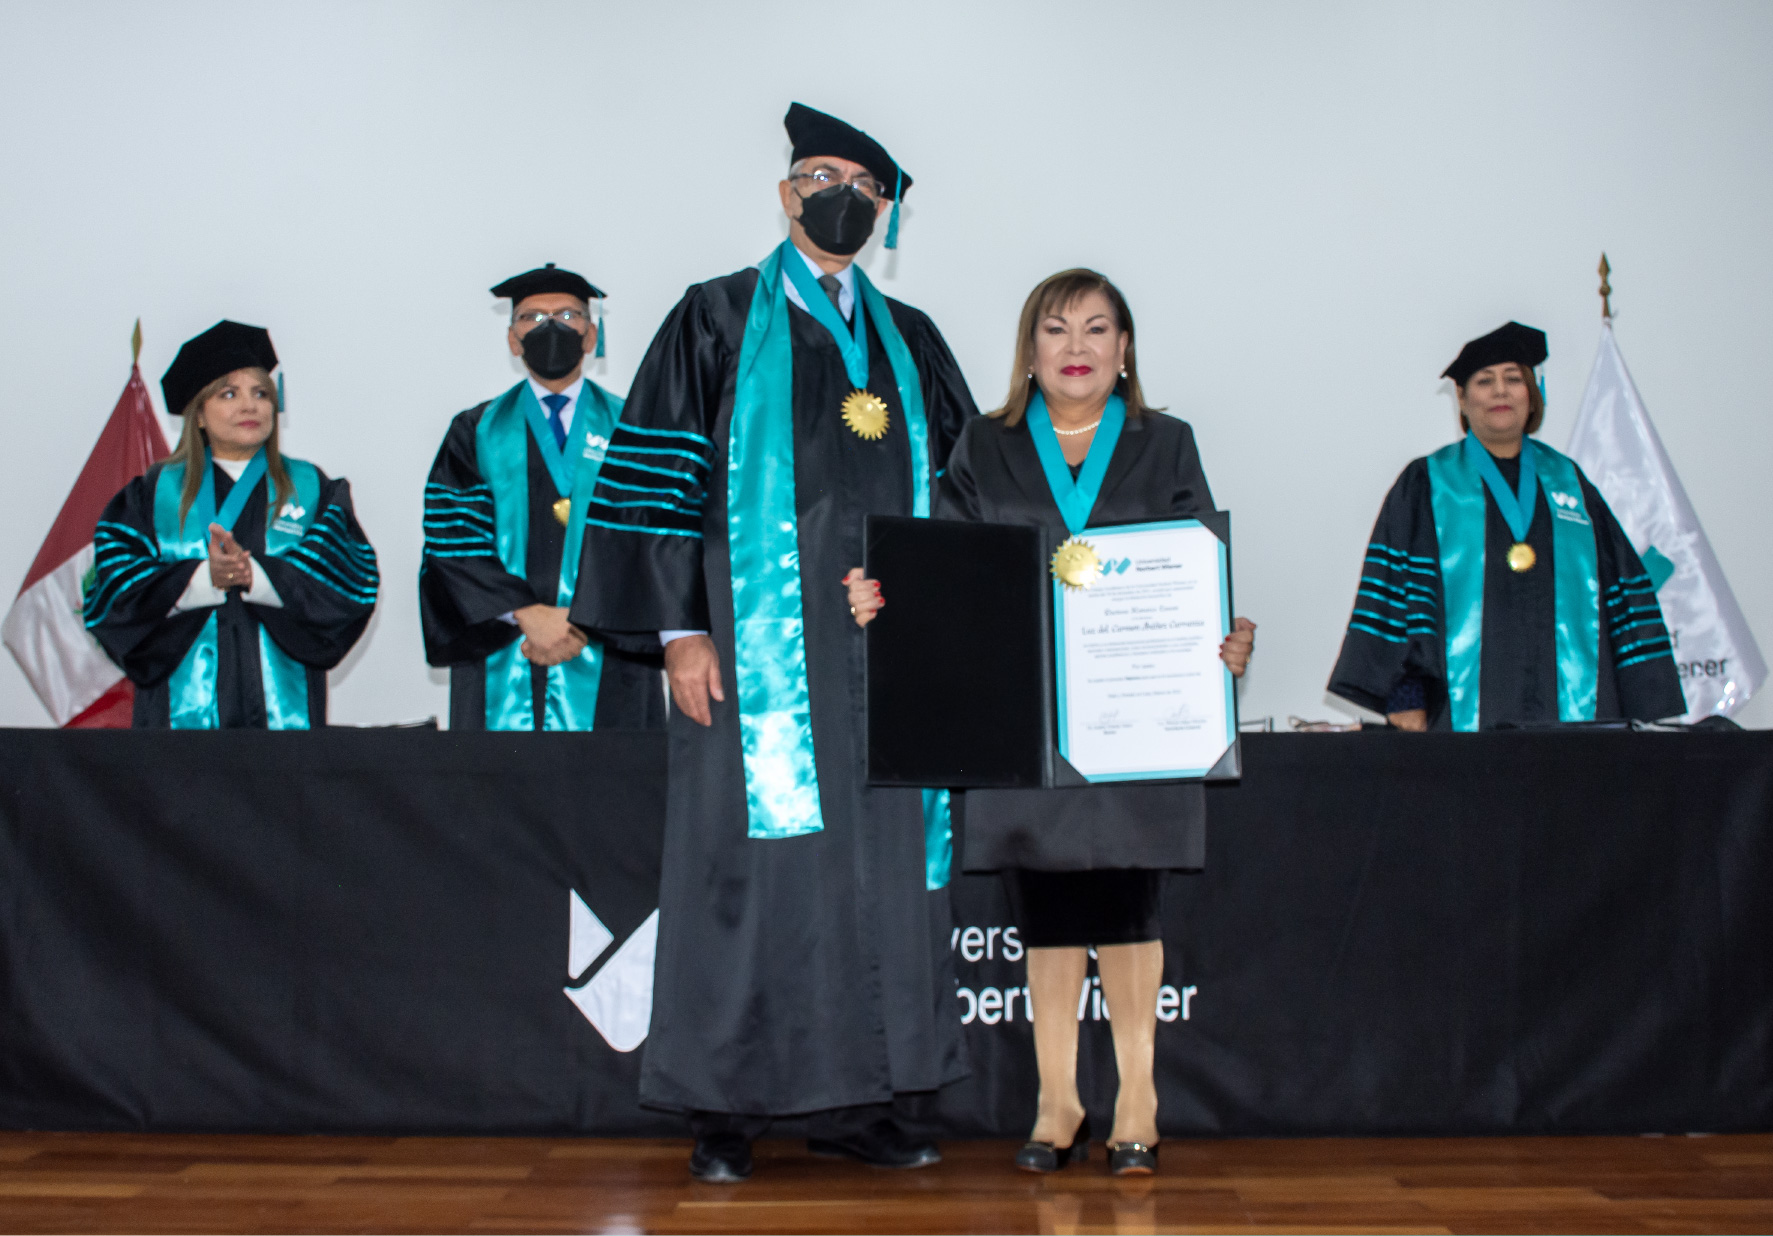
1598, 254, 1612, 320
131, 317, 143, 364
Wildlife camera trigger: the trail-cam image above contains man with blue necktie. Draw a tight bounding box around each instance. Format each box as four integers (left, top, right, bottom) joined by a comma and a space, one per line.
420, 264, 666, 731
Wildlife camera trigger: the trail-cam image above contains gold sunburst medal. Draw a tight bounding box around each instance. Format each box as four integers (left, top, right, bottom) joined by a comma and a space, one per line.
841, 389, 890, 441
1506, 542, 1536, 573
1051, 536, 1102, 590
553, 498, 572, 527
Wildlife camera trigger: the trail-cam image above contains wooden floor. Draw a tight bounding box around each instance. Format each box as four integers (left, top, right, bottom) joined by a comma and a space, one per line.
0, 1131, 1768, 1234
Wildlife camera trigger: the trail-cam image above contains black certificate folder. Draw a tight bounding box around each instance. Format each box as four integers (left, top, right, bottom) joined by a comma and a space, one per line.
864, 516, 1047, 788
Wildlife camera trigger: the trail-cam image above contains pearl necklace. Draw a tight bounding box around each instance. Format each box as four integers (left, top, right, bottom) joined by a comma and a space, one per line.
1052, 418, 1101, 437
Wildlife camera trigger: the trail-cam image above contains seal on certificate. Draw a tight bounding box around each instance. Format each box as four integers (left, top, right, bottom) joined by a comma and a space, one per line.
1050, 536, 1102, 590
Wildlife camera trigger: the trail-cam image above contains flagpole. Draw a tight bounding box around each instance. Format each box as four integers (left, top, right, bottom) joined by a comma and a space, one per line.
1598, 254, 1612, 320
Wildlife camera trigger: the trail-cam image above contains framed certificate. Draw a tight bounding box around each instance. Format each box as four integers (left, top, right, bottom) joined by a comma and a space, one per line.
862, 513, 1237, 790
1053, 516, 1238, 782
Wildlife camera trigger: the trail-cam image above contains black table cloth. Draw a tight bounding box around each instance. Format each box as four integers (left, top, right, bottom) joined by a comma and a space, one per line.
1, 728, 1767, 1137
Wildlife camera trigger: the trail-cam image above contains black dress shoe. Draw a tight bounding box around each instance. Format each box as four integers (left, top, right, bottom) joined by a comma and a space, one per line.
689, 1133, 753, 1182
1107, 1140, 1158, 1176
1015, 1114, 1090, 1173
807, 1118, 941, 1169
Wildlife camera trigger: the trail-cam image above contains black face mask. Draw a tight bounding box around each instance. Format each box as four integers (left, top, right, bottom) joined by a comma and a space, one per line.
797, 185, 878, 256
520, 320, 585, 380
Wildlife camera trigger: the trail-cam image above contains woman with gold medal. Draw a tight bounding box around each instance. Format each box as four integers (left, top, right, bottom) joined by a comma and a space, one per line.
846, 269, 1256, 1176
1327, 321, 1683, 732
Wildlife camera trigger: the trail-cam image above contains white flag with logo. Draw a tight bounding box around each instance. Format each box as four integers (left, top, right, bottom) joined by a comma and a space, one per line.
1566, 321, 1765, 719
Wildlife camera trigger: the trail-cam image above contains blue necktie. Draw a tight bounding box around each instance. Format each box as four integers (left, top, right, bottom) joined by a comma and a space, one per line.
541, 392, 570, 449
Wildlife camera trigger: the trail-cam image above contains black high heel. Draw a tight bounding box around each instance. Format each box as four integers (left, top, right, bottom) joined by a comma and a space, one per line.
1107, 1140, 1159, 1176
1015, 1114, 1091, 1173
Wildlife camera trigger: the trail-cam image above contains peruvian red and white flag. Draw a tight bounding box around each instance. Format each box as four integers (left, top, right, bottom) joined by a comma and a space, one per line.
3, 345, 169, 726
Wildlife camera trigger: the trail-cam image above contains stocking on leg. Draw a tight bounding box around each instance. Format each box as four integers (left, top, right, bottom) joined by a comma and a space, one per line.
1097, 939, 1163, 1146
1024, 946, 1089, 1145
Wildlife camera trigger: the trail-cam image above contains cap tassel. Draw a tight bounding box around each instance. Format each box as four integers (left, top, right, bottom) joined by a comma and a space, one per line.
884, 170, 903, 250
594, 301, 606, 358
277, 371, 287, 413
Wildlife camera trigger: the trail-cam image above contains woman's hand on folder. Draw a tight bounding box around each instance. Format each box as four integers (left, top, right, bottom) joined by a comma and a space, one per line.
1220, 616, 1256, 678
843, 568, 884, 629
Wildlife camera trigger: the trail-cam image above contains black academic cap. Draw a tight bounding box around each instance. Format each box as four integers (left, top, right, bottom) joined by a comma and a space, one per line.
489, 262, 604, 305
161, 320, 278, 417
1441, 321, 1549, 385
785, 102, 911, 199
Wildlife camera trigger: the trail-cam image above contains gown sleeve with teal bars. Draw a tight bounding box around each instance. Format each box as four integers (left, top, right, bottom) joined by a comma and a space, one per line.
420, 384, 667, 732
85, 457, 378, 728
1328, 440, 1685, 729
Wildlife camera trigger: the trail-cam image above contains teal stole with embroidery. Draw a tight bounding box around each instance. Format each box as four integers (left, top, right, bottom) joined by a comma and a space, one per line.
1424, 435, 1600, 731
152, 450, 322, 729
731, 240, 952, 889
476, 378, 622, 731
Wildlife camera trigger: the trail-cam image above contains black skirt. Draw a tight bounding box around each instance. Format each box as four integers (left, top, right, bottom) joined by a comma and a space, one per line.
962, 782, 1206, 873
1005, 868, 1164, 948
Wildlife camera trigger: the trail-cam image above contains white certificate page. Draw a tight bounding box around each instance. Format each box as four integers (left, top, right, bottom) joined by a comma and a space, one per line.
1056, 520, 1233, 780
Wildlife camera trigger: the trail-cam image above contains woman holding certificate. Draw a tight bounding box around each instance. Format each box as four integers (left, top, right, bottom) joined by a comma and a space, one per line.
846, 269, 1254, 1175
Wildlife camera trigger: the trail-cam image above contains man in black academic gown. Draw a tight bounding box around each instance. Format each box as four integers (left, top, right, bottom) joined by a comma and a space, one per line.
570, 104, 977, 1181
421, 265, 665, 731
1328, 321, 1684, 730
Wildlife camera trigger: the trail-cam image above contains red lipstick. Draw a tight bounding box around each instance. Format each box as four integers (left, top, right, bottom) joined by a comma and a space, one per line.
1060, 365, 1093, 376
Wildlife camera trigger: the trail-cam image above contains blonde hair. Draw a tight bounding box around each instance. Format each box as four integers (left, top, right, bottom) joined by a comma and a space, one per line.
171, 367, 293, 527
991, 268, 1161, 427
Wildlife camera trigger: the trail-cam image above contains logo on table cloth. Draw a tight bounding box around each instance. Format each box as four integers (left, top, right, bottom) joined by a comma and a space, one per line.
564, 889, 658, 1052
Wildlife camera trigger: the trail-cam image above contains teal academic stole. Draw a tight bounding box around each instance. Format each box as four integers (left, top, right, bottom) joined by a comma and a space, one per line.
1424, 435, 1600, 732
728, 241, 951, 888
151, 450, 322, 730
1025, 391, 1126, 534
474, 378, 622, 731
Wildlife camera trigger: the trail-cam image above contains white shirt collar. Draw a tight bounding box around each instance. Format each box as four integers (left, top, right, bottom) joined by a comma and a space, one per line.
782, 243, 855, 320
526, 373, 585, 434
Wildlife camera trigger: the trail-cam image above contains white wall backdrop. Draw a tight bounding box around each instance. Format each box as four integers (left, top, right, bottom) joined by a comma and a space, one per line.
1, 0, 1768, 728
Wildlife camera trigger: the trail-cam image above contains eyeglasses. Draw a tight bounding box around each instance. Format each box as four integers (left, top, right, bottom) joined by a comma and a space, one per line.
514, 309, 592, 329
790, 168, 884, 204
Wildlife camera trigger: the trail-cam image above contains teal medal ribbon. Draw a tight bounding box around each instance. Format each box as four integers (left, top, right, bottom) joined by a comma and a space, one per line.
475, 378, 621, 731
1468, 433, 1539, 545
1424, 437, 1600, 731
212, 451, 269, 531
152, 450, 322, 729
780, 243, 870, 387
1024, 391, 1127, 534
731, 241, 950, 887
